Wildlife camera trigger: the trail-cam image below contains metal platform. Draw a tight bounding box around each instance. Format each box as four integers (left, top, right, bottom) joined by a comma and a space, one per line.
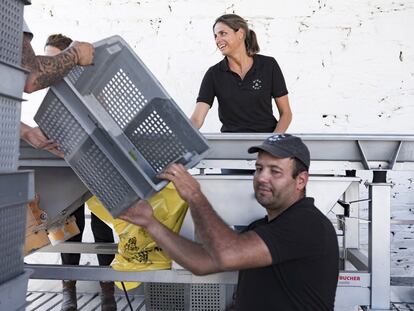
392, 304, 414, 311
23, 291, 414, 311
25, 291, 146, 311
19, 133, 414, 311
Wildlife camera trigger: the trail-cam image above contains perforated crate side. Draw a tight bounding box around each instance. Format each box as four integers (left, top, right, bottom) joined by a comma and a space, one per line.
0, 171, 33, 284
35, 93, 141, 216
125, 98, 209, 177
76, 37, 155, 130
34, 92, 88, 156
0, 95, 21, 172
144, 282, 188, 311
39, 88, 162, 208
0, 202, 26, 284
72, 138, 139, 213
0, 0, 25, 67
58, 35, 210, 180
95, 67, 148, 130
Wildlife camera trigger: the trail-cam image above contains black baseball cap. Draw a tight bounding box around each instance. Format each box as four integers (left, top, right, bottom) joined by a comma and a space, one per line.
248, 134, 310, 169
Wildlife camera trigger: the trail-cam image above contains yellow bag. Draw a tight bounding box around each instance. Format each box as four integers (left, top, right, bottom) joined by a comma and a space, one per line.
87, 183, 188, 290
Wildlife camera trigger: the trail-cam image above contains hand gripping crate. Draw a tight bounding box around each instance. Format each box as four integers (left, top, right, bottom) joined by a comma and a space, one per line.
0, 171, 34, 284
34, 35, 209, 217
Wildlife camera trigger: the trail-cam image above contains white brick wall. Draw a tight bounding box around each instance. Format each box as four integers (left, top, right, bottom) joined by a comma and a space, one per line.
22, 0, 414, 275
22, 0, 414, 133
358, 171, 414, 277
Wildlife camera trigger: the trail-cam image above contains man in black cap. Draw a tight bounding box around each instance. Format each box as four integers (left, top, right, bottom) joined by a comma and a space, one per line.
120, 134, 339, 311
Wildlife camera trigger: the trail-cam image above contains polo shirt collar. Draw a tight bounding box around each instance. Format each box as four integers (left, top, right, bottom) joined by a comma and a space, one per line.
219, 54, 261, 73
219, 57, 230, 72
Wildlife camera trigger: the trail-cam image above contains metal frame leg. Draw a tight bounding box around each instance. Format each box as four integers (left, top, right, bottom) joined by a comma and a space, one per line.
368, 182, 392, 310
344, 181, 360, 249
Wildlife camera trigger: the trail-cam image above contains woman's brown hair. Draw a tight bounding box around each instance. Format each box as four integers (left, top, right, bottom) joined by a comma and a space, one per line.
213, 14, 260, 57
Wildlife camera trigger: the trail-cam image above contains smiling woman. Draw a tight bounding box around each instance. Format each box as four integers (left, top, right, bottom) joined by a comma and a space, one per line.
190, 14, 292, 134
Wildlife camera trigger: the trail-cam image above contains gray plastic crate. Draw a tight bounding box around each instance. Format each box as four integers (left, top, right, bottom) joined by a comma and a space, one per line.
0, 171, 34, 284
0, 269, 32, 311
0, 0, 28, 67
144, 283, 231, 311
0, 0, 27, 166
35, 35, 209, 217
0, 94, 21, 172
0, 63, 27, 99
0, 0, 32, 97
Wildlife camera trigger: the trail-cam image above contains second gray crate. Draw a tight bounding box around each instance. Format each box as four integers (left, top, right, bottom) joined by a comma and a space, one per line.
0, 269, 32, 311
0, 171, 34, 284
35, 36, 210, 217
0, 0, 27, 68
0, 93, 22, 172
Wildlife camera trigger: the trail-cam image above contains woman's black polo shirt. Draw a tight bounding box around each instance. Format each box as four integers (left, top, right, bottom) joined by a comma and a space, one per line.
196, 54, 288, 132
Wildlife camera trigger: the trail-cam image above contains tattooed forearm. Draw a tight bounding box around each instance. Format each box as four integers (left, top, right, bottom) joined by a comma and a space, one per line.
22, 34, 79, 93
21, 34, 37, 71
31, 49, 78, 89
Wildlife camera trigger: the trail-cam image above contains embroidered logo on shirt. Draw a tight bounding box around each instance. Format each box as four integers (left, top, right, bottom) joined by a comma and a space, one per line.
252, 79, 262, 90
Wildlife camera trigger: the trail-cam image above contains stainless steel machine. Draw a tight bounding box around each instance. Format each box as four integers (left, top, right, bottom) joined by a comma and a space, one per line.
21, 133, 414, 311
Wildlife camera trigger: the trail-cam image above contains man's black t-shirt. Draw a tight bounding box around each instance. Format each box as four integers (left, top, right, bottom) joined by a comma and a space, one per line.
235, 197, 339, 311
197, 54, 288, 132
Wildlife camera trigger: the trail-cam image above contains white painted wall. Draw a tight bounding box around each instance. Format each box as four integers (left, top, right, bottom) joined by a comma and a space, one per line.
22, 0, 414, 276
23, 0, 414, 133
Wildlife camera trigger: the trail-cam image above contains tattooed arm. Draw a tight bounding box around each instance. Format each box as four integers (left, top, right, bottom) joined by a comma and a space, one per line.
22, 33, 94, 93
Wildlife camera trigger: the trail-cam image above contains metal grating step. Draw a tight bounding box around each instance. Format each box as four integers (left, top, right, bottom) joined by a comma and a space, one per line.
359, 304, 414, 311
392, 303, 414, 311
25, 291, 146, 311
22, 291, 414, 310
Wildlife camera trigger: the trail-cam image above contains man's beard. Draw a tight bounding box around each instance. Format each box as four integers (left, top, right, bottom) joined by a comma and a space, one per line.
254, 188, 278, 208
